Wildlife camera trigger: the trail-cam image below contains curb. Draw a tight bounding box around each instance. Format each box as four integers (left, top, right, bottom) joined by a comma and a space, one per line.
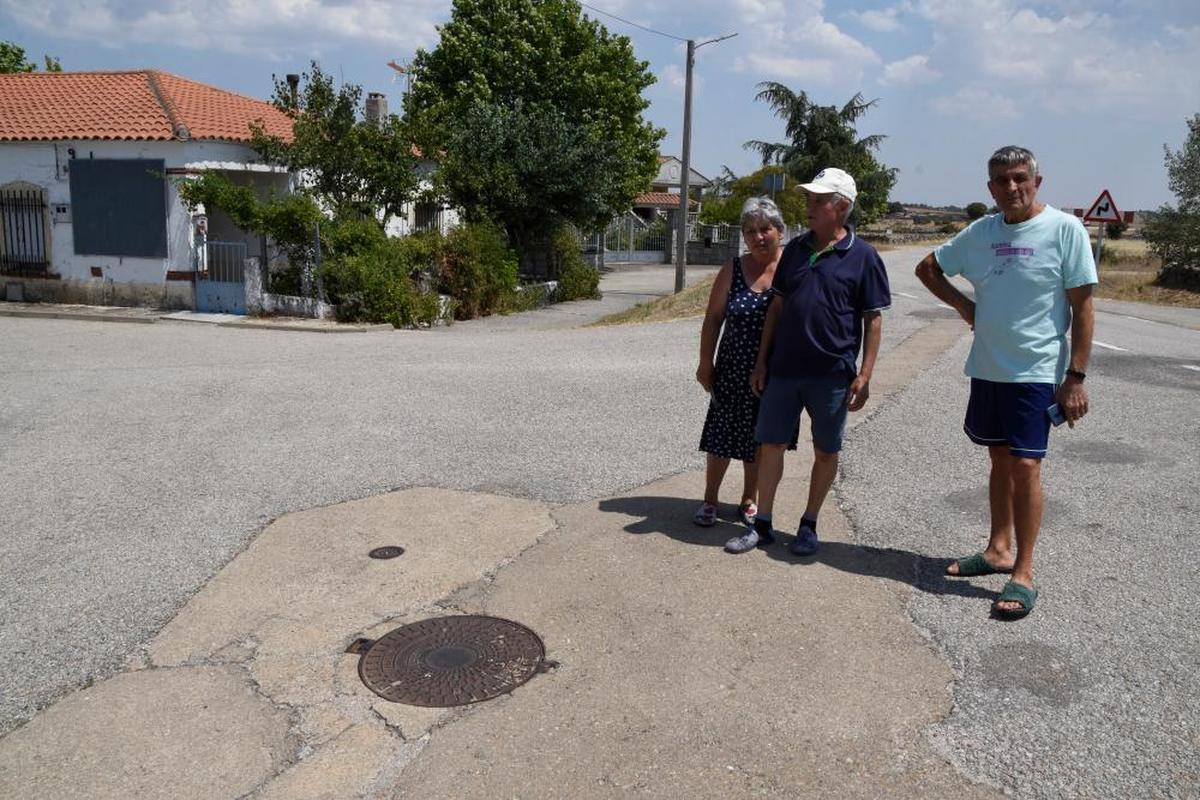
0, 307, 159, 324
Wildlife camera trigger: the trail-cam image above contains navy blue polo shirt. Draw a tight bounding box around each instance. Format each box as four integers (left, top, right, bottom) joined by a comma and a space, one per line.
768, 228, 891, 378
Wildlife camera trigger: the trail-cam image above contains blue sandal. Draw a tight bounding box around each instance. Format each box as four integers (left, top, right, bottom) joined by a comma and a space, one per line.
949, 552, 1013, 577
992, 581, 1038, 620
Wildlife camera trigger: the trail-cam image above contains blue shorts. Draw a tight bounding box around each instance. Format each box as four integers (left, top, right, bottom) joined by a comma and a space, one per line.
755, 373, 850, 453
964, 378, 1055, 459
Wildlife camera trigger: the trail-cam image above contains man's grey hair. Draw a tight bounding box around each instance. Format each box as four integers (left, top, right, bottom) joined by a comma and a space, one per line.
740, 196, 786, 234
833, 193, 855, 225
988, 145, 1039, 178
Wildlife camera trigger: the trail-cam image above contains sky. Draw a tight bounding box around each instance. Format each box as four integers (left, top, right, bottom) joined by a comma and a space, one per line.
3, 0, 1198, 210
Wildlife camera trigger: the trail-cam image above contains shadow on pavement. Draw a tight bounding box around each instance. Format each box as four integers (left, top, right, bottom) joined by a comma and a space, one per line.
598, 494, 997, 601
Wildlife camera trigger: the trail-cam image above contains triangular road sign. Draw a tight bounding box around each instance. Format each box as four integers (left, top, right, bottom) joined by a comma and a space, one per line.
1084, 189, 1121, 223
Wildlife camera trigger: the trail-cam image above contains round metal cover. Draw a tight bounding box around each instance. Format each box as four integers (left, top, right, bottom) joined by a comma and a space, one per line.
368, 546, 405, 559
358, 615, 545, 707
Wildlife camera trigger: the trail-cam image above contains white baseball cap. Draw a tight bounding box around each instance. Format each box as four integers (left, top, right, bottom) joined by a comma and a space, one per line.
799, 167, 857, 202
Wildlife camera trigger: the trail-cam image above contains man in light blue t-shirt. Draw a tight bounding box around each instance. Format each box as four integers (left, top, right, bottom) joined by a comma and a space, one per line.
915, 145, 1097, 620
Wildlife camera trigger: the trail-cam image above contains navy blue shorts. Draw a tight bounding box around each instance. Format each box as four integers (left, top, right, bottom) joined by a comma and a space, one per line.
964, 378, 1055, 459
755, 373, 850, 453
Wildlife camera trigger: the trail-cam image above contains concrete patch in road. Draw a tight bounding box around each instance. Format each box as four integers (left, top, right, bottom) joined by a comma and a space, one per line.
390, 467, 999, 799
0, 666, 295, 800
0, 487, 554, 800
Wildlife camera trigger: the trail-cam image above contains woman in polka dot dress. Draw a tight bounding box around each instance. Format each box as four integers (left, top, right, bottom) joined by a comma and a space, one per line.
694, 197, 796, 528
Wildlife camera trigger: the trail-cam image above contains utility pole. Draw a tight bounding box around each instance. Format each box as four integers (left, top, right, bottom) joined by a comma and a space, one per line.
674, 33, 737, 294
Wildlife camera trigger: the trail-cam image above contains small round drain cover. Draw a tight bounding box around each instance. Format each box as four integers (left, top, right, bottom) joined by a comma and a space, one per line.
358, 615, 545, 707
368, 546, 405, 559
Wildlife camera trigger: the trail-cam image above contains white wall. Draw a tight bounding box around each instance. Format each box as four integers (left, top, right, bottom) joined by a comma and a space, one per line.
0, 139, 271, 289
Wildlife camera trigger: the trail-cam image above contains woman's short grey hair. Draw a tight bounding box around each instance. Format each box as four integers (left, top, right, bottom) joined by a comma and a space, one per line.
740, 196, 786, 234
988, 146, 1039, 178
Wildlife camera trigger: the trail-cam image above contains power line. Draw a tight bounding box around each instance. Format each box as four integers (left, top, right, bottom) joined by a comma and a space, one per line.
577, 1, 689, 42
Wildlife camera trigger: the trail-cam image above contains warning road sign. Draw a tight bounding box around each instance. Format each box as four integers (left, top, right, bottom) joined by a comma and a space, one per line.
1084, 190, 1122, 223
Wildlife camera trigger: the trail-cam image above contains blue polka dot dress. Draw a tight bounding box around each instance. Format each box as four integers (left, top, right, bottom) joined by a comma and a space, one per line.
699, 257, 797, 462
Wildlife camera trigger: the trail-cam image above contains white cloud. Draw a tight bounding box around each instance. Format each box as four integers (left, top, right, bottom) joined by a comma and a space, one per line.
848, 7, 902, 32
732, 0, 880, 86
744, 55, 835, 83
0, 0, 445, 57
904, 0, 1200, 115
880, 54, 939, 86
931, 86, 1018, 121
660, 63, 686, 89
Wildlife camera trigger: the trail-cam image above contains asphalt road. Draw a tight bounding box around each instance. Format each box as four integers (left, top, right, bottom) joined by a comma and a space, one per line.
2, 247, 1197, 798
0, 260, 923, 737
841, 247, 1200, 799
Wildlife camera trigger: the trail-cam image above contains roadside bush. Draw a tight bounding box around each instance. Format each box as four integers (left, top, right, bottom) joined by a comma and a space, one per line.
1105, 220, 1128, 239
552, 225, 600, 301
436, 221, 520, 319
1145, 207, 1200, 290
322, 236, 442, 327
939, 221, 962, 235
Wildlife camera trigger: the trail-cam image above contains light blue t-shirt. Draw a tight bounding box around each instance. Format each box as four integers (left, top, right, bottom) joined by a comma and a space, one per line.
934, 206, 1097, 384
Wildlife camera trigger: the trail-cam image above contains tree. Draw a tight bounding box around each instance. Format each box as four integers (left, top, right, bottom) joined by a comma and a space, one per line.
1144, 114, 1200, 288
406, 0, 663, 272
251, 63, 420, 224
966, 202, 988, 220
1105, 220, 1128, 239
1, 41, 60, 73
698, 166, 806, 227
744, 82, 897, 226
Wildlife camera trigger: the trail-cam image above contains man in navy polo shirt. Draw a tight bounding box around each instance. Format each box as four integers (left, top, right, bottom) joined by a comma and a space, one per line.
915, 146, 1096, 619
725, 167, 891, 555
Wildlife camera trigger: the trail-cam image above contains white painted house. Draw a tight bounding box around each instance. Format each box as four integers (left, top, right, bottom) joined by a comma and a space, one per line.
0, 70, 294, 309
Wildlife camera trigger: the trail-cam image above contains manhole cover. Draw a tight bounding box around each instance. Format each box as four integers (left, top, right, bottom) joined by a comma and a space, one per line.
357, 615, 546, 707
368, 546, 405, 559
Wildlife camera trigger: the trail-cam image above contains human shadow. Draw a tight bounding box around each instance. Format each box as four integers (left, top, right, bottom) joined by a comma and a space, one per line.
597, 494, 997, 601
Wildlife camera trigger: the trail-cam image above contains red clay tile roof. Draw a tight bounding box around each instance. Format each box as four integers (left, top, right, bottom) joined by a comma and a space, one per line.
0, 70, 293, 143
634, 191, 699, 209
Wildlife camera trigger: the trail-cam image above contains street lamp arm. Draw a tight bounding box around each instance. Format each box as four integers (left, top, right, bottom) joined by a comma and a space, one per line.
697, 32, 738, 49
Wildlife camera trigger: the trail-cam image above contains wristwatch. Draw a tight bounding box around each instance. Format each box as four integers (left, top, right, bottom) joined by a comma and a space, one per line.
1066, 369, 1086, 381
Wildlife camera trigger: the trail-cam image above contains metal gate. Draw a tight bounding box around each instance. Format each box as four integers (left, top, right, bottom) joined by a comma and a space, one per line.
603, 212, 670, 264
0, 187, 49, 275
195, 241, 247, 314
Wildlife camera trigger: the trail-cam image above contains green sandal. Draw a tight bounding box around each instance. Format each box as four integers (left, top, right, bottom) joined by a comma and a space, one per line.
948, 552, 1013, 578
992, 581, 1038, 620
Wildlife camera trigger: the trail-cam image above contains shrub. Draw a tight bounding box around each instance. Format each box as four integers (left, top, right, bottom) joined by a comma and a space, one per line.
966, 202, 988, 220
322, 236, 442, 327
939, 221, 963, 235
552, 225, 600, 301
435, 221, 520, 319
1105, 220, 1128, 239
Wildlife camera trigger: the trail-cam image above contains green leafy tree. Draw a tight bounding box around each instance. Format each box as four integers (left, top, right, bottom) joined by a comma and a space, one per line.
698, 167, 806, 227
1, 41, 60, 73
966, 202, 988, 220
252, 63, 420, 224
744, 83, 897, 226
1144, 113, 1200, 288
406, 0, 663, 272
1104, 220, 1128, 239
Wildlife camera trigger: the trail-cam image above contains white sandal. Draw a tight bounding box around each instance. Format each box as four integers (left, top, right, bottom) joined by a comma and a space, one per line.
692, 502, 718, 527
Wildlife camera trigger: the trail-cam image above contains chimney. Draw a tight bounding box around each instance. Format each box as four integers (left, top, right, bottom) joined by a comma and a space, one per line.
285, 73, 300, 106
365, 92, 387, 127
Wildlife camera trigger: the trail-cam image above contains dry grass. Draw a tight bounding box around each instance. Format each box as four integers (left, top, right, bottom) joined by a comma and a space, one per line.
1094, 239, 1200, 307
589, 276, 714, 326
